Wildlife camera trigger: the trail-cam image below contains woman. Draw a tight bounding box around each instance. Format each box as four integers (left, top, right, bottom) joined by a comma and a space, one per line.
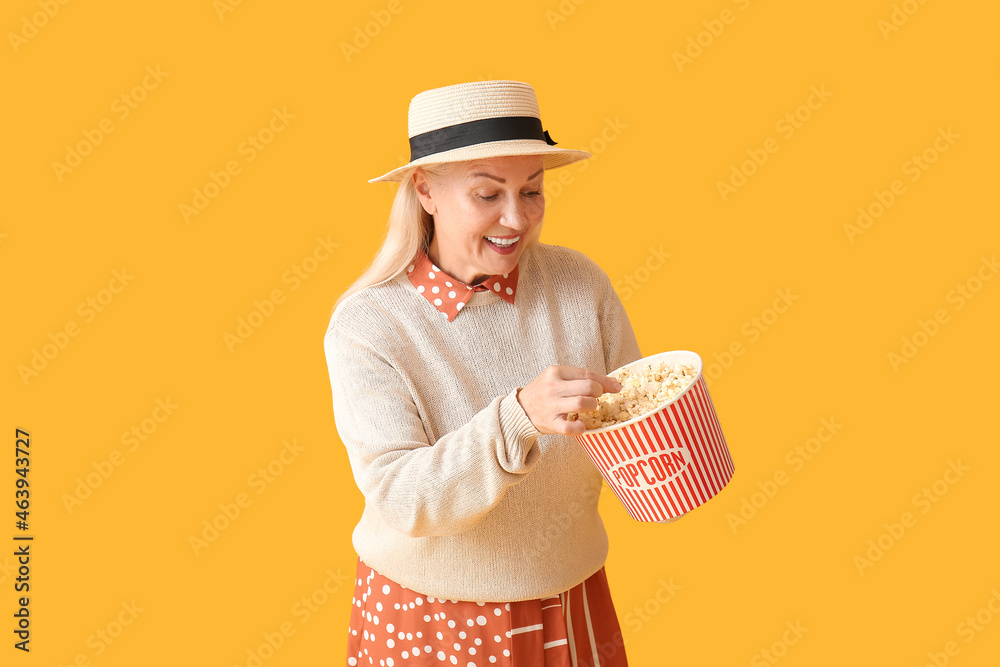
325, 80, 641, 666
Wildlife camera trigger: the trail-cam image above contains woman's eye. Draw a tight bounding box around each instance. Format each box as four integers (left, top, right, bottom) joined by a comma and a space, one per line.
477, 191, 541, 201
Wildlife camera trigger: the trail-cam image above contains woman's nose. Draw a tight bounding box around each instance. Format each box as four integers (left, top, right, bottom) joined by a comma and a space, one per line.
499, 200, 534, 231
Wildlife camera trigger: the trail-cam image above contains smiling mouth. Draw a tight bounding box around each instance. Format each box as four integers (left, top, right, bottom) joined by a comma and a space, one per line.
485, 235, 520, 248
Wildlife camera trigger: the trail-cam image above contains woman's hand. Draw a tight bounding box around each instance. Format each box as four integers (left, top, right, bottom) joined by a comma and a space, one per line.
516, 366, 622, 436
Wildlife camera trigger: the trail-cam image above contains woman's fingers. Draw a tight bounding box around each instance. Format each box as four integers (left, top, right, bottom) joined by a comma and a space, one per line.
552, 367, 622, 397
514, 366, 625, 435
562, 394, 598, 413
560, 419, 587, 436
597, 374, 623, 394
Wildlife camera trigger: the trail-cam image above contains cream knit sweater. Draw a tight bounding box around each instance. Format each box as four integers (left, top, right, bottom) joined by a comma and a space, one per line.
324, 242, 642, 602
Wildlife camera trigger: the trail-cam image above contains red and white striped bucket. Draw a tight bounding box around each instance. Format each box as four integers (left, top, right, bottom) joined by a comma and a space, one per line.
575, 351, 734, 523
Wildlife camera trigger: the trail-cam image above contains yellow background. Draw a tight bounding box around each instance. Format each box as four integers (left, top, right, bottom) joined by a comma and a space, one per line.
3, 0, 999, 665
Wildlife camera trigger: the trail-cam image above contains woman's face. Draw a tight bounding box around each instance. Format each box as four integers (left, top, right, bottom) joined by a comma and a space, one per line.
413, 155, 545, 286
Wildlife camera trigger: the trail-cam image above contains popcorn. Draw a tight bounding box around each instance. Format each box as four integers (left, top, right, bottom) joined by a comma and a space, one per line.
576, 362, 698, 430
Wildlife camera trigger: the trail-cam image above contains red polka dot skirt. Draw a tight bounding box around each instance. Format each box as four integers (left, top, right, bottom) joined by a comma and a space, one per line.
346, 557, 628, 667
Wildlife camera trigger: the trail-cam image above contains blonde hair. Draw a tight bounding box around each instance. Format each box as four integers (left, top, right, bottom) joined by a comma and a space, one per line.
331, 162, 454, 319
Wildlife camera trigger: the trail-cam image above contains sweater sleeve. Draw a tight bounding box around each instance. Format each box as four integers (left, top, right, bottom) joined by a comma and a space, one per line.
324, 323, 543, 539
598, 270, 643, 374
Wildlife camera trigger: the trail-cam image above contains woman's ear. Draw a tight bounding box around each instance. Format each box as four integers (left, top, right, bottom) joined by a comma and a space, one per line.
412, 169, 436, 216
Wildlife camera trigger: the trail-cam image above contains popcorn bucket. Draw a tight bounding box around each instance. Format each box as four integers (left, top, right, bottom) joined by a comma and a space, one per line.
574, 351, 734, 522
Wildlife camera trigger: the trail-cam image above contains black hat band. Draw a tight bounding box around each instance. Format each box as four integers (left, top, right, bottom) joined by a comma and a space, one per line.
409, 116, 557, 162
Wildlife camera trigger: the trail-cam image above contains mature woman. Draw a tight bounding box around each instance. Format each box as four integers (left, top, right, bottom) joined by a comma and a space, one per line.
325, 80, 641, 666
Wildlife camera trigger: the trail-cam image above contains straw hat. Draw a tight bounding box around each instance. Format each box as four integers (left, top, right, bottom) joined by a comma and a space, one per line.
368, 80, 592, 184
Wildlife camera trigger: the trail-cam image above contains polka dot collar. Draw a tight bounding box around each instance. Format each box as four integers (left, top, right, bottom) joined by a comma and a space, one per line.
405, 248, 519, 322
